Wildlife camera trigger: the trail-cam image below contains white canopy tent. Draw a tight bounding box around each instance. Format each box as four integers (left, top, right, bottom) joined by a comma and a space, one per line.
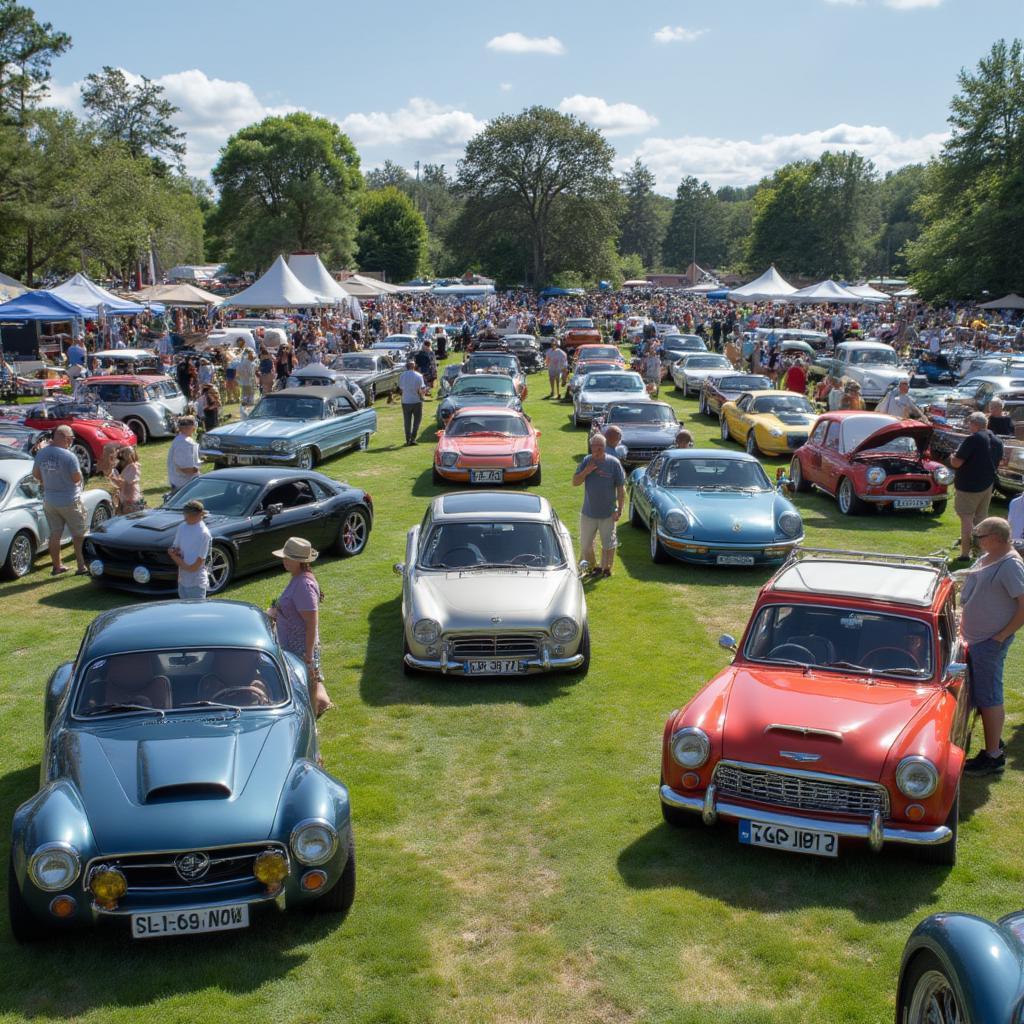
0, 272, 29, 300
221, 255, 322, 308
130, 283, 223, 307
287, 253, 353, 306
52, 272, 145, 314
166, 264, 226, 282
683, 280, 724, 294
728, 266, 797, 302
846, 283, 892, 303
790, 279, 864, 304
338, 274, 401, 298
893, 287, 918, 298
979, 293, 1024, 310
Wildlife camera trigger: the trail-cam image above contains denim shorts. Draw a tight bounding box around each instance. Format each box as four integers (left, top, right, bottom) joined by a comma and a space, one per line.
178, 584, 207, 600
969, 635, 1014, 709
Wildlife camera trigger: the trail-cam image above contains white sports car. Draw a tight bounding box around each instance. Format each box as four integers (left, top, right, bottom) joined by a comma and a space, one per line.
573, 371, 650, 427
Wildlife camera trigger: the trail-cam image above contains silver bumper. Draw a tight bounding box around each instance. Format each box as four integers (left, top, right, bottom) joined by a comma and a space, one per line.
659, 783, 952, 852
857, 493, 945, 504
199, 448, 297, 464
404, 652, 585, 674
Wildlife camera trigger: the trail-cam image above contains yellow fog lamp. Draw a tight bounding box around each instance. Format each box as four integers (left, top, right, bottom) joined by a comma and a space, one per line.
254, 850, 289, 889
88, 866, 127, 908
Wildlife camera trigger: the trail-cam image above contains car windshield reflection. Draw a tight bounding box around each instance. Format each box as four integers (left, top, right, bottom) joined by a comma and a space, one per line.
420, 522, 564, 569
164, 478, 262, 516
608, 405, 675, 424
250, 396, 326, 420
447, 416, 528, 437
665, 458, 771, 491
751, 396, 814, 415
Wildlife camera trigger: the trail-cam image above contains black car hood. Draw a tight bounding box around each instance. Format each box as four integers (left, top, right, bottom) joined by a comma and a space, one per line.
618, 424, 678, 446
90, 509, 235, 547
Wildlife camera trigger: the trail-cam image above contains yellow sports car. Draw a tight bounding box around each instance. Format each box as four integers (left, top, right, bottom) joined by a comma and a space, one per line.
718, 389, 817, 457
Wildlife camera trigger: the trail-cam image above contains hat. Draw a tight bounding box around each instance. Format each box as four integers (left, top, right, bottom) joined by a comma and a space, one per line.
183, 499, 205, 514
272, 536, 319, 562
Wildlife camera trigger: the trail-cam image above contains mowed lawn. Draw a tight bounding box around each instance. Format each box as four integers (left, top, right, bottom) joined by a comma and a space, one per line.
1, 352, 1022, 1024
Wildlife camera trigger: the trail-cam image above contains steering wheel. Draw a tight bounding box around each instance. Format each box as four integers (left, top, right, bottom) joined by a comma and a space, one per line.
509, 552, 544, 565
210, 684, 271, 706
767, 643, 816, 663
437, 545, 483, 567
861, 646, 922, 671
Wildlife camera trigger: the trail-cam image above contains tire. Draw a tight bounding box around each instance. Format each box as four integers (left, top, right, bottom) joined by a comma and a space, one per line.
745, 431, 761, 457
531, 464, 542, 485
2, 530, 35, 580
125, 418, 149, 445
630, 497, 644, 529
790, 457, 810, 493
897, 950, 964, 1024
8, 856, 46, 943
205, 544, 234, 595
837, 477, 867, 516
573, 410, 581, 428
649, 516, 669, 564
574, 623, 591, 674
89, 501, 112, 530
719, 416, 731, 442
929, 500, 948, 516
917, 786, 958, 866
698, 392, 707, 416
660, 776, 698, 828
295, 447, 315, 471
311, 832, 355, 915
364, 383, 376, 404
335, 507, 370, 557
70, 440, 93, 477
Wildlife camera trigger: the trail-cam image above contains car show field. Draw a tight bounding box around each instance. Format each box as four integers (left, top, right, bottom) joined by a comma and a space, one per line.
1, 346, 1022, 1024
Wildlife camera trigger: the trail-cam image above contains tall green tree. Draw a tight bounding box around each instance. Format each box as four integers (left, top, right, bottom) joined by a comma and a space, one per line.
0, 0, 69, 125
357, 186, 428, 282
618, 159, 662, 270
662, 176, 726, 270
454, 106, 620, 287
365, 160, 411, 191
211, 112, 362, 272
872, 164, 927, 278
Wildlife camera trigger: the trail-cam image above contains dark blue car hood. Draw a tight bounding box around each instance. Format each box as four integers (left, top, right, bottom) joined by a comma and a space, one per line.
90, 509, 236, 548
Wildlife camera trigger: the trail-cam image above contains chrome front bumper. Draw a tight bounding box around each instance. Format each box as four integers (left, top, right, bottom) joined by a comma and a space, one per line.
404, 652, 585, 674
659, 783, 952, 852
199, 448, 297, 464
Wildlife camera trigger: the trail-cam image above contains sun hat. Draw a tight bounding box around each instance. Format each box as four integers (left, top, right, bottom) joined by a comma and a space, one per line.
272, 536, 319, 562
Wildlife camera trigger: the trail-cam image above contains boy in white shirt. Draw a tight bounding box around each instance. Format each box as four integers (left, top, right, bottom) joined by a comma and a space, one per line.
169, 498, 212, 599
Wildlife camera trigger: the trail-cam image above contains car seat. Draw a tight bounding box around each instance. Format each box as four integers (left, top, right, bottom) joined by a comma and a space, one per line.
101, 653, 172, 709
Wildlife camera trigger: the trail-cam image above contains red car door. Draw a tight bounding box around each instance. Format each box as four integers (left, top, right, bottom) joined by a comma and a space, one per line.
802, 420, 829, 486
820, 420, 844, 493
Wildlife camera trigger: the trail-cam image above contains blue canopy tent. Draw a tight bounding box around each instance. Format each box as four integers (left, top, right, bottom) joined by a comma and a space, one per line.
0, 290, 90, 360
539, 287, 586, 298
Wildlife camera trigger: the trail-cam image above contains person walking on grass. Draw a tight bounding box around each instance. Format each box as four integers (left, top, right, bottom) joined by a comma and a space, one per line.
950, 412, 1003, 565
572, 432, 626, 579
32, 424, 87, 576
167, 416, 201, 495
545, 342, 568, 399
398, 358, 427, 446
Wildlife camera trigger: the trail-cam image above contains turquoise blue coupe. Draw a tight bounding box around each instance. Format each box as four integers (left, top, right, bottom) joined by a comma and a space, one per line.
8, 601, 354, 941
627, 449, 804, 566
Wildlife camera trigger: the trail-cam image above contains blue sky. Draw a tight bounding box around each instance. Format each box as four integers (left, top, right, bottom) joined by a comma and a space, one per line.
37, 0, 1017, 193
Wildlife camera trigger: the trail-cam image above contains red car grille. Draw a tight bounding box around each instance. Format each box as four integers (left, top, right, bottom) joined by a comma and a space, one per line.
887, 479, 932, 493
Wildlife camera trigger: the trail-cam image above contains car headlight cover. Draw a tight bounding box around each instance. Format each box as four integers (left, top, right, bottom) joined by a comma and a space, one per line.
768, 426, 784, 438
132, 565, 151, 585
664, 510, 688, 535
866, 466, 887, 486
290, 819, 338, 866
513, 451, 532, 468
413, 618, 441, 644
551, 617, 578, 642
271, 439, 291, 452
933, 466, 953, 485
28, 843, 80, 892
778, 511, 802, 537
440, 452, 459, 468
895, 756, 939, 799
670, 727, 711, 768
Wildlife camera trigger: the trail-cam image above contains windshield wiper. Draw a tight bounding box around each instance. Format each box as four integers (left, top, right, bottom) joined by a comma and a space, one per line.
762, 658, 812, 668
81, 703, 165, 717
177, 700, 242, 716
823, 660, 877, 674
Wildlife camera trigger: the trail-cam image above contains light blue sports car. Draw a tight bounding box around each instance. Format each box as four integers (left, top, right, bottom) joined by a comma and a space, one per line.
627, 449, 803, 566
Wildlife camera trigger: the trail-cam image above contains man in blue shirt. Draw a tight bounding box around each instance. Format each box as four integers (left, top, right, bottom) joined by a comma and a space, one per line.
572, 433, 626, 578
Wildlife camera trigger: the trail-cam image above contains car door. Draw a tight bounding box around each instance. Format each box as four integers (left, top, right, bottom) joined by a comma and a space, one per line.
727, 395, 751, 441
820, 420, 844, 493
802, 420, 830, 484
9, 471, 48, 545
248, 480, 329, 569
635, 455, 664, 524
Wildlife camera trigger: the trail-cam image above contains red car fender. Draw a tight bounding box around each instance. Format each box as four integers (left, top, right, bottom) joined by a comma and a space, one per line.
661, 668, 734, 790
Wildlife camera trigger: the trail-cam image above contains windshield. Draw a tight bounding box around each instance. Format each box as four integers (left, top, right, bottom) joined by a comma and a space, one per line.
585, 374, 643, 392
664, 458, 771, 490
721, 376, 771, 392
608, 404, 675, 425
74, 648, 288, 715
249, 395, 325, 420
336, 356, 376, 371
451, 376, 514, 396
580, 347, 619, 360
685, 356, 730, 369
743, 605, 933, 678
447, 415, 528, 437
848, 348, 898, 366
565, 319, 593, 329
751, 396, 814, 415
165, 477, 262, 516
420, 521, 565, 569
574, 362, 617, 376
468, 356, 516, 370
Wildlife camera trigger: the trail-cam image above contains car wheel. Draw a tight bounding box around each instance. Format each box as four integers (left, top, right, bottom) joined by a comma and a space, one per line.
531, 463, 542, 484
90, 501, 112, 530
698, 392, 707, 416
309, 832, 355, 915
790, 457, 810, 493
205, 544, 234, 595
673, 376, 683, 392
573, 410, 580, 428
918, 786, 958, 866
745, 431, 761, 457
295, 447, 315, 471
630, 497, 644, 529
837, 477, 867, 516
71, 440, 93, 476
365, 383, 376, 403
8, 856, 46, 943
2, 530, 35, 580
660, 775, 698, 828
898, 950, 964, 1024
719, 417, 730, 442
125, 417, 148, 445
356, 432, 370, 452
335, 507, 370, 557
649, 516, 669, 564
929, 500, 948, 516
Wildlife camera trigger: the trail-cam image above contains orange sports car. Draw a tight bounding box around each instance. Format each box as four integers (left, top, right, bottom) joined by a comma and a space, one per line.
433, 406, 542, 485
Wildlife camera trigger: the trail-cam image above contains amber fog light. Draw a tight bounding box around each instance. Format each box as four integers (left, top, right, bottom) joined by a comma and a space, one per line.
254, 850, 289, 886
88, 866, 127, 907
681, 772, 701, 789
300, 870, 327, 892
905, 803, 926, 821
50, 895, 77, 918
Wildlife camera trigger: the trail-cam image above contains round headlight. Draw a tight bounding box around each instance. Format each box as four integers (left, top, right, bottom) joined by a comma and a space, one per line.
413, 618, 441, 644
440, 452, 459, 468
664, 510, 688, 535
88, 865, 127, 904
768, 426, 784, 438
89, 559, 104, 577
254, 849, 290, 884
778, 511, 802, 538
28, 843, 80, 892
895, 756, 939, 799
513, 451, 532, 468
290, 820, 338, 866
866, 466, 887, 486
670, 727, 711, 768
271, 439, 288, 452
551, 617, 578, 642
933, 466, 953, 485
132, 565, 151, 585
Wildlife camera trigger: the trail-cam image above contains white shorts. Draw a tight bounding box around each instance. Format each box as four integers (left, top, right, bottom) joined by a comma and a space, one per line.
580, 513, 617, 554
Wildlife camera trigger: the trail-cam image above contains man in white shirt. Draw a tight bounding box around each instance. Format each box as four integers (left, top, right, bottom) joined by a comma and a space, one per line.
169, 499, 211, 599
545, 343, 568, 399
877, 380, 925, 420
167, 416, 201, 493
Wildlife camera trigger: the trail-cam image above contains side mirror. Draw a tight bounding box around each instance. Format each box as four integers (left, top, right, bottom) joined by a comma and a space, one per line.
435, 430, 443, 437
719, 634, 738, 653
263, 502, 284, 518
393, 562, 405, 576
578, 560, 590, 578
945, 661, 967, 682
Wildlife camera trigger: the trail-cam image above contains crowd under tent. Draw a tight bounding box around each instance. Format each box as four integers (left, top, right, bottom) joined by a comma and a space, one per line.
0, 290, 91, 359
221, 255, 322, 309
728, 266, 797, 302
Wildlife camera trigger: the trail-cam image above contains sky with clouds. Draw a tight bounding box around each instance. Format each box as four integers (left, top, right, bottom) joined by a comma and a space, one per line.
36, 0, 1016, 194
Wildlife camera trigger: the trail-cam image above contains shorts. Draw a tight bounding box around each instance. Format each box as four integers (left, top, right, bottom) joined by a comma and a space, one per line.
954, 486, 993, 520
580, 513, 617, 554
178, 583, 207, 600
969, 635, 1013, 708
45, 499, 86, 537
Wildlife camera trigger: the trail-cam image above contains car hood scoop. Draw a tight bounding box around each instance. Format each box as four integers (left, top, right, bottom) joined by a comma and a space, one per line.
140, 736, 236, 802
773, 412, 814, 426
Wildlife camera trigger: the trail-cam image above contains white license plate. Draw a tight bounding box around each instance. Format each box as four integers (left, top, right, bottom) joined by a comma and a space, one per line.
717, 554, 755, 566
131, 903, 249, 939
739, 819, 838, 858
469, 469, 503, 483
231, 455, 254, 465
893, 497, 929, 509
465, 659, 527, 674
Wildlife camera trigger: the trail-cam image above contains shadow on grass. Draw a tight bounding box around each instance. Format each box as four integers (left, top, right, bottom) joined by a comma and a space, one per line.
616, 820, 947, 922
960, 720, 1024, 822
358, 594, 583, 708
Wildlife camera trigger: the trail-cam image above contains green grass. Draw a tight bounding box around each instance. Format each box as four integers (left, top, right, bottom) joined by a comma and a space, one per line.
1, 356, 1022, 1024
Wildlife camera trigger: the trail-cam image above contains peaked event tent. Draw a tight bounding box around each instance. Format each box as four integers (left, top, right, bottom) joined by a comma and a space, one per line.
130, 283, 223, 307
979, 293, 1024, 310
221, 256, 322, 308
790, 279, 863, 304
51, 273, 145, 314
287, 253, 353, 305
0, 290, 91, 320
728, 267, 797, 302
0, 272, 29, 300
847, 283, 892, 303
338, 274, 401, 297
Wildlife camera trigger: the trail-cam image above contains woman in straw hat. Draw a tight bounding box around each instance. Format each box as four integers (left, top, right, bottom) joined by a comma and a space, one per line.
267, 536, 334, 716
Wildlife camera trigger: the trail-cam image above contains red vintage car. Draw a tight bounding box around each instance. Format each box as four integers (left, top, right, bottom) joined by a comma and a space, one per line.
561, 327, 603, 354
16, 365, 71, 397
17, 399, 136, 476
659, 548, 968, 863
432, 406, 541, 485
572, 344, 625, 369
789, 411, 951, 516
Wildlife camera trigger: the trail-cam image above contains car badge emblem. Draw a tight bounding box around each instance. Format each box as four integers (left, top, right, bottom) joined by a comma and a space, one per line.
780, 751, 821, 763
731, 519, 743, 533
174, 851, 211, 881
491, 616, 502, 623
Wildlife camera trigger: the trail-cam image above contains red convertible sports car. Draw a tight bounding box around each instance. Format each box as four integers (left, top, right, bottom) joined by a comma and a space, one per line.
16, 398, 136, 476
788, 411, 951, 516
659, 548, 967, 864
433, 406, 541, 485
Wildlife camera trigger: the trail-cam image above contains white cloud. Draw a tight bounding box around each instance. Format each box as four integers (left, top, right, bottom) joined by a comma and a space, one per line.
499, 82, 513, 92
339, 98, 484, 148
486, 32, 566, 55
653, 25, 707, 44
884, 0, 941, 7
558, 95, 658, 136
620, 123, 948, 192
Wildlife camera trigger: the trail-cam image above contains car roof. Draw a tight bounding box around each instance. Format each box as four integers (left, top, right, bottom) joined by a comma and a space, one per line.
432, 491, 549, 521
663, 448, 759, 462
453, 374, 513, 384
769, 558, 944, 608
838, 340, 893, 350
82, 600, 277, 661
93, 349, 156, 358
609, 400, 672, 411
196, 466, 337, 485
448, 405, 526, 419
740, 389, 801, 399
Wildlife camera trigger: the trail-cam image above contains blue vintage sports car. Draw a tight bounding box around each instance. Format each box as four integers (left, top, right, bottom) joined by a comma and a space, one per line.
627, 449, 803, 566
896, 909, 1024, 1023
8, 600, 354, 942
199, 386, 377, 471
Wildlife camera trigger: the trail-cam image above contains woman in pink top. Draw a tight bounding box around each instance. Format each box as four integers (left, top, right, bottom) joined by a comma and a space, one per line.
267, 536, 334, 716
108, 446, 143, 513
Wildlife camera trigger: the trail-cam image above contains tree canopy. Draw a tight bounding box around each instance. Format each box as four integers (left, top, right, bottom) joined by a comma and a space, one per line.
357, 186, 428, 282
0, 0, 69, 124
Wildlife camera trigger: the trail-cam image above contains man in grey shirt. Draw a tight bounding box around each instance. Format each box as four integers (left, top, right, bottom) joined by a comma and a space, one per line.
32, 424, 87, 575
398, 359, 426, 445
572, 432, 626, 578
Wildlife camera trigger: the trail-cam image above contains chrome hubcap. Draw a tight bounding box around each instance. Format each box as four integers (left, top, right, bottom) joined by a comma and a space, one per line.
72, 444, 91, 473
839, 481, 851, 512
207, 549, 230, 591
720, 419, 728, 440
297, 449, 312, 469
907, 971, 963, 1024
10, 535, 31, 576
91, 505, 109, 528
341, 511, 367, 554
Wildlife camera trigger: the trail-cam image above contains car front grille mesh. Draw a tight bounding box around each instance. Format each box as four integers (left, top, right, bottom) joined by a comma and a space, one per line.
447, 634, 543, 659
888, 479, 931, 493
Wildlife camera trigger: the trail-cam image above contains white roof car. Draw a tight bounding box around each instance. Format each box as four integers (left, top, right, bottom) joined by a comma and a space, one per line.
770, 558, 943, 608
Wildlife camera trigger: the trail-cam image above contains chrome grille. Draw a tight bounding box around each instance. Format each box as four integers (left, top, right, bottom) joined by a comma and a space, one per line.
447, 634, 542, 659
713, 761, 889, 818
626, 446, 670, 462
888, 479, 930, 493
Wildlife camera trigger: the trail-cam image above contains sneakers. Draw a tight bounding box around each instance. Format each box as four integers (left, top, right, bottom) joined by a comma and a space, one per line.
964, 750, 1006, 775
